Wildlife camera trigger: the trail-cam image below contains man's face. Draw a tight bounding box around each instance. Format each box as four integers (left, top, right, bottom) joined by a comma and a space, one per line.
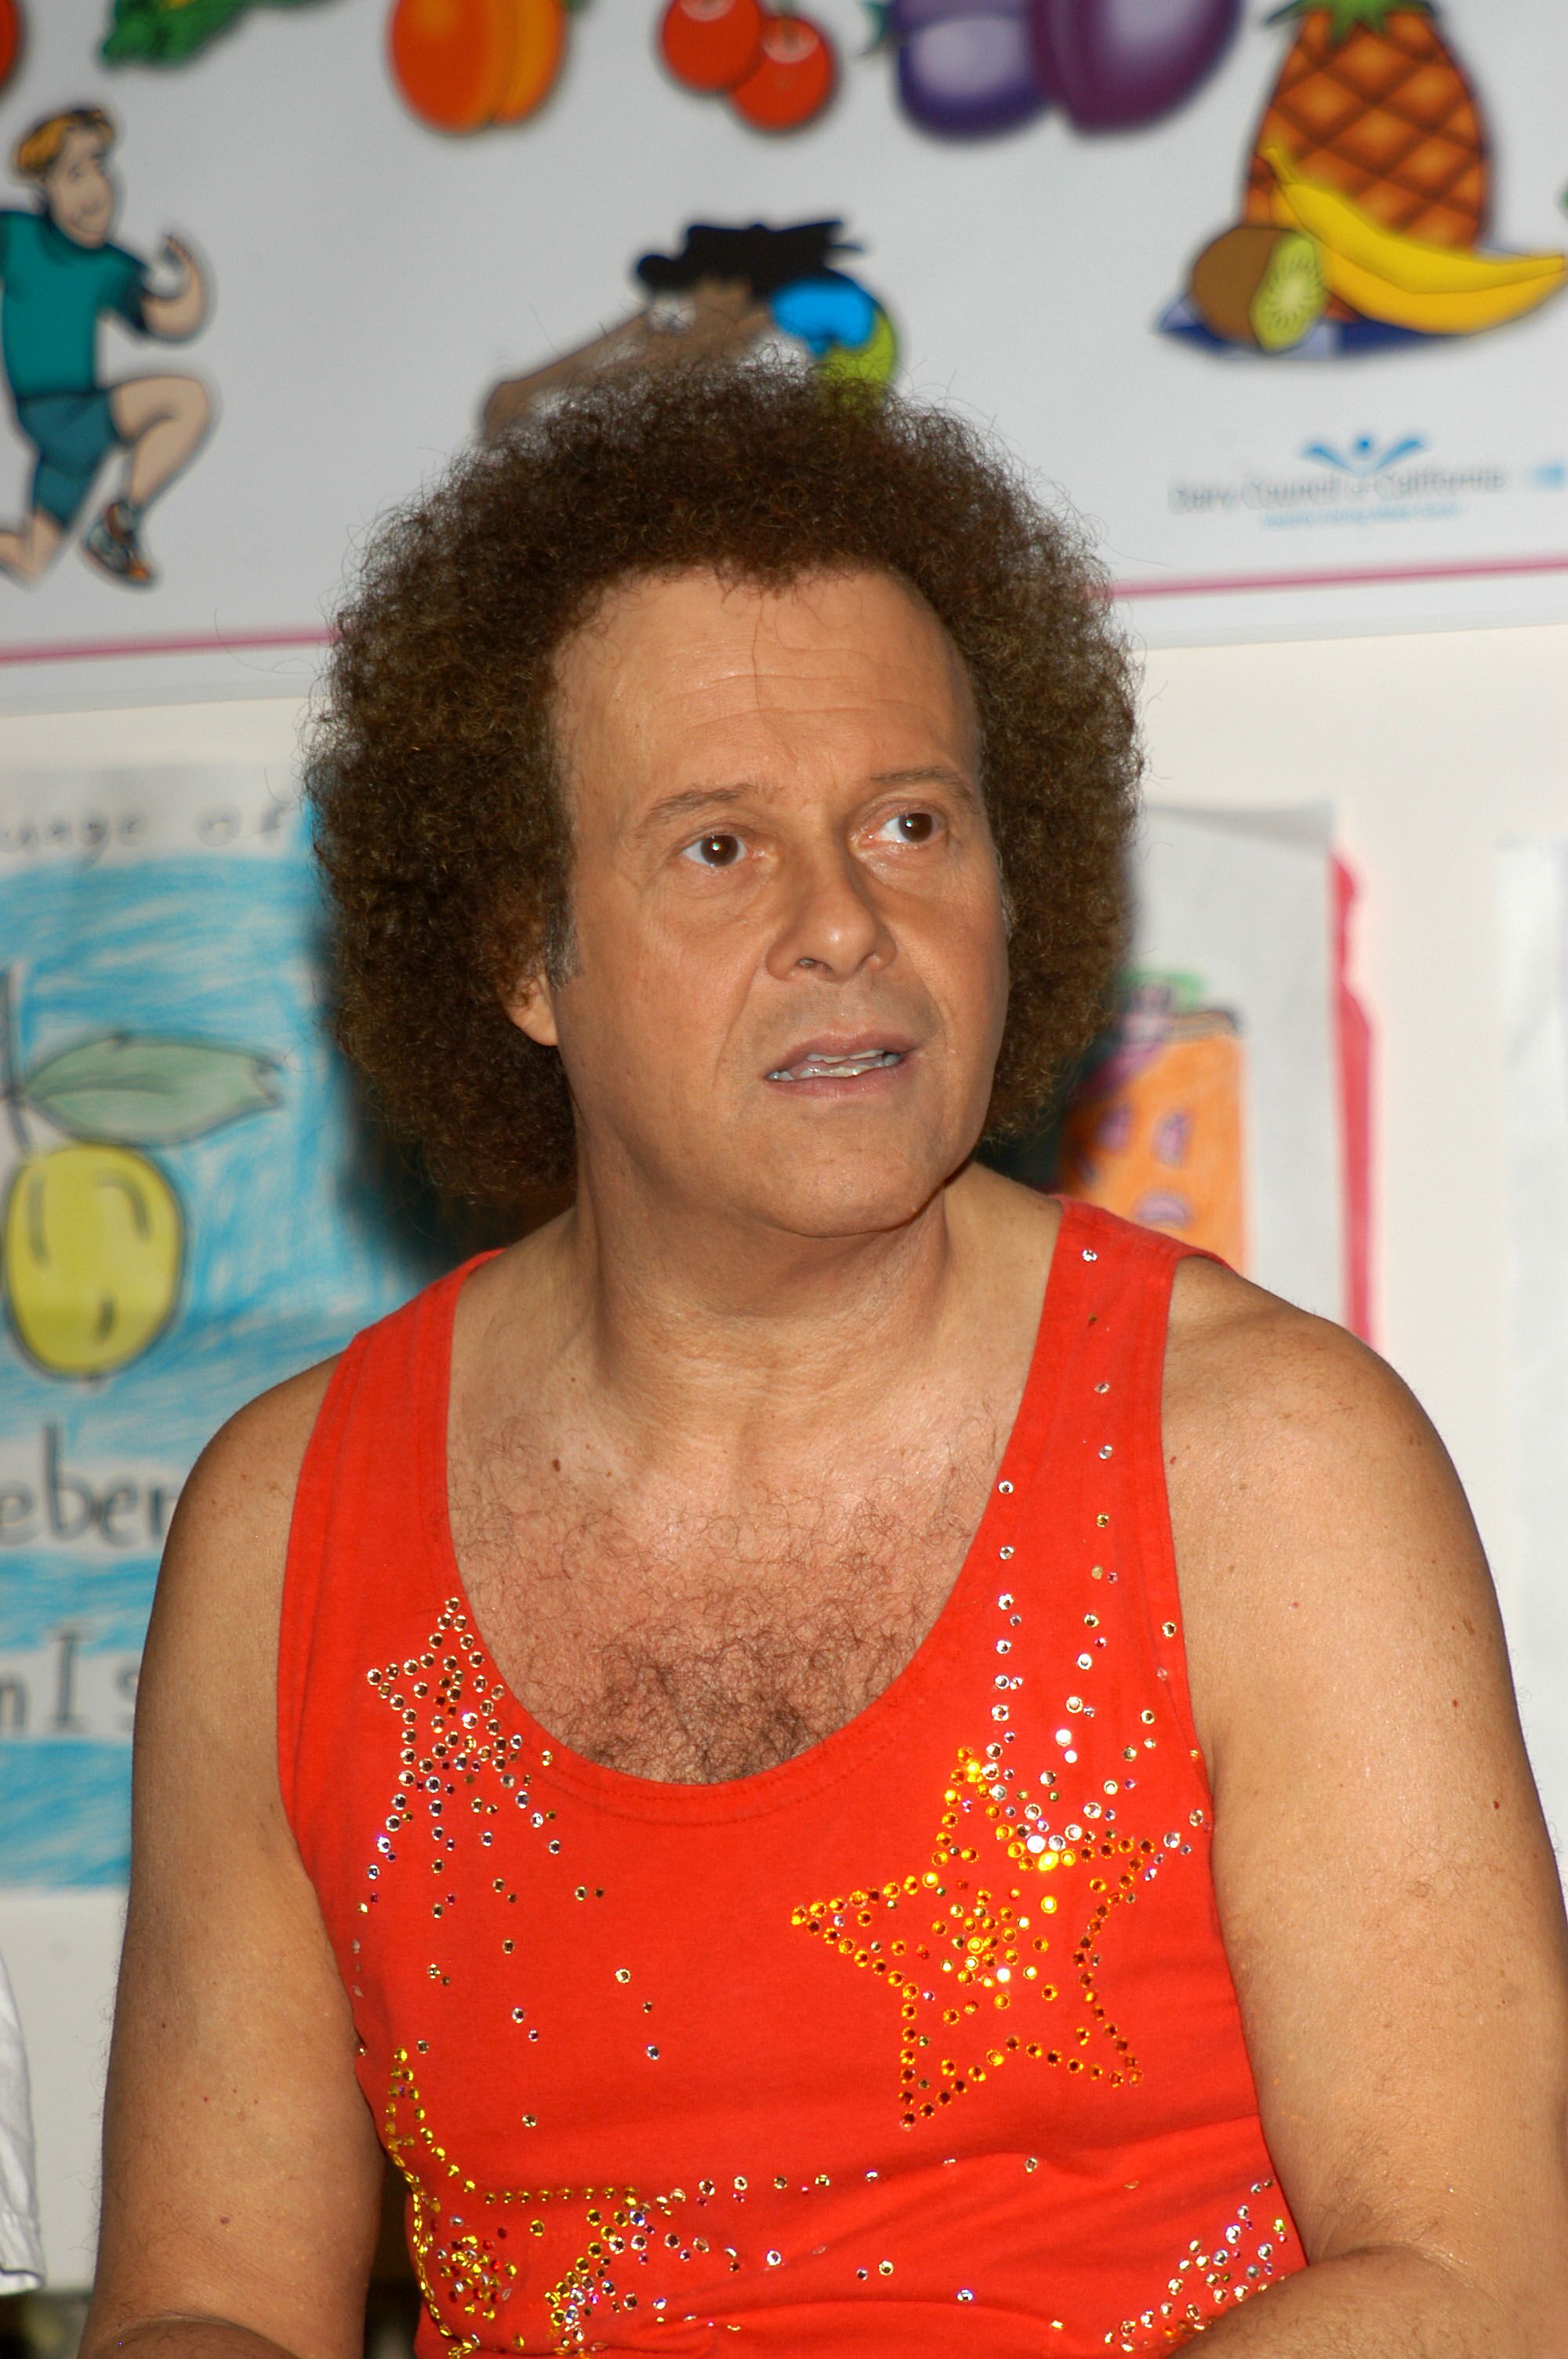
517, 565, 1011, 1241
42, 129, 115, 248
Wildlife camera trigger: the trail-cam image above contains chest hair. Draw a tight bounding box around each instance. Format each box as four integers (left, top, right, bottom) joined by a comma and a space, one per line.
448, 1430, 1000, 1783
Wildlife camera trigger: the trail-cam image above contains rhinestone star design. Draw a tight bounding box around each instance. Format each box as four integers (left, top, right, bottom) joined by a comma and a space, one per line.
792, 1747, 1154, 2128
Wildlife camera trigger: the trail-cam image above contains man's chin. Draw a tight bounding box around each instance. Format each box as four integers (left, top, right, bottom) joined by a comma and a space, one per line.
723, 1154, 962, 1246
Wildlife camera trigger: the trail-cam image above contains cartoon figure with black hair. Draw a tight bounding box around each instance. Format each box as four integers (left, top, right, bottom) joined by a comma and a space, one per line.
482, 219, 895, 441
0, 107, 212, 587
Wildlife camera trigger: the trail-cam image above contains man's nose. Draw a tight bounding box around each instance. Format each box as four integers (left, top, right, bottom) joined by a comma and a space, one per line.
764, 839, 894, 982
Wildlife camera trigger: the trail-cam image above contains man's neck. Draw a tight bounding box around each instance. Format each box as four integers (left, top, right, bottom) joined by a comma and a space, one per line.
502, 1163, 1007, 1475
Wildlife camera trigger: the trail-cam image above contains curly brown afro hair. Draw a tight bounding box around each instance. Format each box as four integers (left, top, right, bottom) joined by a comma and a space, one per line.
304, 363, 1142, 1208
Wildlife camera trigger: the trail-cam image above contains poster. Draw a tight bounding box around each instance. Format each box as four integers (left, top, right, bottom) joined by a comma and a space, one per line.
0, 762, 454, 1885
0, 1, 1565, 709
1497, 838, 1568, 1854
996, 802, 1362, 1331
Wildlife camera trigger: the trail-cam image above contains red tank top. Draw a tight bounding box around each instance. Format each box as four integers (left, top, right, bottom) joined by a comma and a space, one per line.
280, 1198, 1304, 2357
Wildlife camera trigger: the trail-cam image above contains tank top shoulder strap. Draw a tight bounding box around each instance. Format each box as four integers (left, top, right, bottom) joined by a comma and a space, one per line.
1044, 1197, 1219, 1777
277, 1251, 497, 1844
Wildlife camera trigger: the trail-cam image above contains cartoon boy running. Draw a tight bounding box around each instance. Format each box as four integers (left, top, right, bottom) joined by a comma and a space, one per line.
0, 107, 212, 587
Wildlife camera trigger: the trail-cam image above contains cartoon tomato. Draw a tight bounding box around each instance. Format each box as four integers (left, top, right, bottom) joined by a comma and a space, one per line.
729, 13, 836, 129
659, 0, 765, 91
0, 0, 18, 93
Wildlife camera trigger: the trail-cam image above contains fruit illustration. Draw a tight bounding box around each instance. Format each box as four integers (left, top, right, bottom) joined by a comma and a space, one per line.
1242, 1, 1488, 249
1262, 143, 1566, 332
4, 1144, 181, 1378
1188, 224, 1327, 350
388, 0, 568, 131
0, 967, 281, 1381
1167, 3, 1564, 354
659, 0, 764, 89
1031, 0, 1240, 133
0, 0, 21, 93
891, 0, 1049, 140
728, 13, 836, 129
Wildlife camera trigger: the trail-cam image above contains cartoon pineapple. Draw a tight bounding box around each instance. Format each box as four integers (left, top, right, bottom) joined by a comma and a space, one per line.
1242, 1, 1489, 250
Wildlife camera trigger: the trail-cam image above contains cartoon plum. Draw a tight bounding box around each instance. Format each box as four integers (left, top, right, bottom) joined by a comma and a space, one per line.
891, 0, 1049, 138
1030, 0, 1239, 131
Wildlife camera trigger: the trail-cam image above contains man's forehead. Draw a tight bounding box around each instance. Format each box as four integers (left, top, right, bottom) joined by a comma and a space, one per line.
555, 565, 975, 739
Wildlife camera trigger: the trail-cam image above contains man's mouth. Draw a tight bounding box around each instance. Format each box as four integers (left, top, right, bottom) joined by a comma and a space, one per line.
765, 1049, 907, 1083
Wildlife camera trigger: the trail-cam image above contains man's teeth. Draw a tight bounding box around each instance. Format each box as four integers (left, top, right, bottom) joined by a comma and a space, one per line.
768, 1050, 904, 1081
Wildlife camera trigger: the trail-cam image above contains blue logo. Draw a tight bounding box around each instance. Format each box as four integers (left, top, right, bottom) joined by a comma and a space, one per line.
1301, 432, 1428, 478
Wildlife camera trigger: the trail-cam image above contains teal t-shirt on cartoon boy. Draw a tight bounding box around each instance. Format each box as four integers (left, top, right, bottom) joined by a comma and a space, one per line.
0, 209, 147, 401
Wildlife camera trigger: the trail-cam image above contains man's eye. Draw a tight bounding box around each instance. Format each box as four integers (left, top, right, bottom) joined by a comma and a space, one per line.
681, 832, 744, 868
877, 809, 938, 844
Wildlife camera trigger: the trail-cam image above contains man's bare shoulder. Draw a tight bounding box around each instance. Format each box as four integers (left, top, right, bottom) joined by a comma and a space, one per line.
1163, 1252, 1498, 1779
1164, 1249, 1416, 1474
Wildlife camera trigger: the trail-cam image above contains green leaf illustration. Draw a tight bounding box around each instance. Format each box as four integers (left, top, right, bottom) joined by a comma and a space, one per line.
22, 1034, 281, 1145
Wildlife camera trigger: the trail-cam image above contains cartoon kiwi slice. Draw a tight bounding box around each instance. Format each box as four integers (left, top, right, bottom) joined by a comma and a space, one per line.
1189, 226, 1327, 352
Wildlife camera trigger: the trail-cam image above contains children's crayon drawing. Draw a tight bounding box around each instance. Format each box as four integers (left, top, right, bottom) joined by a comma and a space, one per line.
0, 765, 456, 1886
983, 802, 1365, 1329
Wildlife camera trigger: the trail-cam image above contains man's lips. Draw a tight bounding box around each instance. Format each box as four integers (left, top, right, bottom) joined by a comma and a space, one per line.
764, 1034, 917, 1085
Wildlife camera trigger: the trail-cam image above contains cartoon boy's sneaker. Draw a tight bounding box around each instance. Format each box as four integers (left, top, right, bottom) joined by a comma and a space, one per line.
82, 500, 156, 587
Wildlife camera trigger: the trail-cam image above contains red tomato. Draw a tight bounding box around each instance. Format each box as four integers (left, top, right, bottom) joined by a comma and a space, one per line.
659, 0, 765, 92
729, 13, 837, 130
0, 0, 20, 93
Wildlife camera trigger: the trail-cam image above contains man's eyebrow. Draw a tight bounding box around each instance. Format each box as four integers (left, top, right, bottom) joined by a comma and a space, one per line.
865, 765, 982, 810
633, 785, 752, 840
633, 767, 980, 841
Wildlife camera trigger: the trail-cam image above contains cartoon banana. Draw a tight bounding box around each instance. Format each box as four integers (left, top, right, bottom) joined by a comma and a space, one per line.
1294, 246, 1565, 335
1263, 144, 1566, 298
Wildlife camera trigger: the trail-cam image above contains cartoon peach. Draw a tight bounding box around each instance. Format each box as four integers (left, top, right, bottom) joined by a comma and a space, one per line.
389, 0, 566, 132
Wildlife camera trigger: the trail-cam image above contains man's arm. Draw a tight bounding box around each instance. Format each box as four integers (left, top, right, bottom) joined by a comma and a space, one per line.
141, 237, 208, 340
1167, 1263, 1568, 2353
81, 1363, 384, 2359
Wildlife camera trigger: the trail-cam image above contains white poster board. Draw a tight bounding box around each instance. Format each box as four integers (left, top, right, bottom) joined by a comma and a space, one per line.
1, 0, 1566, 708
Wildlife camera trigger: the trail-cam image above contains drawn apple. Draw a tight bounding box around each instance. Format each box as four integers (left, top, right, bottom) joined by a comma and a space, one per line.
1030, 0, 1239, 132
729, 12, 836, 129
659, 0, 764, 90
0, 0, 19, 93
891, 0, 1050, 138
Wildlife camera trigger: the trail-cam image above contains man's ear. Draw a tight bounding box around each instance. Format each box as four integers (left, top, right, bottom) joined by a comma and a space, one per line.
504, 969, 560, 1050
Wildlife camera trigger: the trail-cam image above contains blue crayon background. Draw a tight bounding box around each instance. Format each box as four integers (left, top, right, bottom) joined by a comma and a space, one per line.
0, 799, 457, 1885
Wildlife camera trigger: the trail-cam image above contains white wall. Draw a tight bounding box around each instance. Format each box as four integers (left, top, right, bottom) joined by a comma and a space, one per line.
5, 621, 1566, 2285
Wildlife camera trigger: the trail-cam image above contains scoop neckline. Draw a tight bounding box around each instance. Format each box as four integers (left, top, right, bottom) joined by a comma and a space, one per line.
420, 1197, 1081, 1825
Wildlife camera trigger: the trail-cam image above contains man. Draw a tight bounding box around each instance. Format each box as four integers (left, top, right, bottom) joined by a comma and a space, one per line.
85, 367, 1568, 2358
0, 107, 212, 588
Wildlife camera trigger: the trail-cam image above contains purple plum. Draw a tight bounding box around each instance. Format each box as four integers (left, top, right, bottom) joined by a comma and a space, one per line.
889, 0, 1051, 138
1031, 0, 1240, 132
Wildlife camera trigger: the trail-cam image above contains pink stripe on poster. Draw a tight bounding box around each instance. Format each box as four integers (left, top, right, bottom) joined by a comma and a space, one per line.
1112, 551, 1568, 602
1333, 856, 1374, 1344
